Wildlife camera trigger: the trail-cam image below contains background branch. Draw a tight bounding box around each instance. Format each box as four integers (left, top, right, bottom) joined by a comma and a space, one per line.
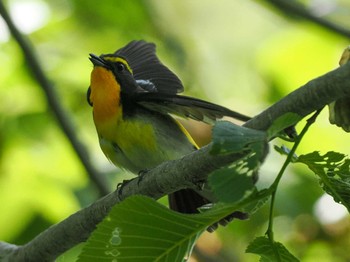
0, 0, 110, 197
265, 0, 350, 38
1, 60, 350, 261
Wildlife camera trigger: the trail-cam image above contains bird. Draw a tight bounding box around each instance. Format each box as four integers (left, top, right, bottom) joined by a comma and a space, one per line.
87, 40, 250, 231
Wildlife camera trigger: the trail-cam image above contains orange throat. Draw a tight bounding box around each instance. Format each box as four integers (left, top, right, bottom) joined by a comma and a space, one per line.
89, 66, 122, 125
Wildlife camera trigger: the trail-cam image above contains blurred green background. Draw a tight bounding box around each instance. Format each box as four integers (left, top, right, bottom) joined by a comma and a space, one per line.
1, 0, 350, 261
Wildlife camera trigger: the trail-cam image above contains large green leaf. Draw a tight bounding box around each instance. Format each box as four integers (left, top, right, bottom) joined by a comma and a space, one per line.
77, 196, 206, 262
78, 191, 271, 262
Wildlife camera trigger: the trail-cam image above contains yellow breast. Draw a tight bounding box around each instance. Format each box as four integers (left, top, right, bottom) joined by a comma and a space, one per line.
89, 66, 157, 169
90, 66, 121, 125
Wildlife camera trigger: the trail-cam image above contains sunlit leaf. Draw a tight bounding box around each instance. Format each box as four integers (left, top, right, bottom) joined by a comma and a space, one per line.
296, 151, 350, 211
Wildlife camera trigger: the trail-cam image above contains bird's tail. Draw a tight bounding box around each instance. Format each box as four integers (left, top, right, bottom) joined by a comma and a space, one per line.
168, 189, 248, 232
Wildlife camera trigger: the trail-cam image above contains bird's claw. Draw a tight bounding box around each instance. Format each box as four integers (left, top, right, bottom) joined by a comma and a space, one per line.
117, 179, 132, 200
137, 169, 149, 185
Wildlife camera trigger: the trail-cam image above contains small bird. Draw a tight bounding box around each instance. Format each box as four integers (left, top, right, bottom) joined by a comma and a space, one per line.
88, 40, 250, 230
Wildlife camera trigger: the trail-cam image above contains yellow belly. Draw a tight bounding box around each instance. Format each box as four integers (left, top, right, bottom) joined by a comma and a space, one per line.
96, 109, 196, 174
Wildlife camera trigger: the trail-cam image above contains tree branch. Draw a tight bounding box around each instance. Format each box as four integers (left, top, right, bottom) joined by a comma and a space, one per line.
245, 62, 350, 131
0, 0, 110, 196
265, 0, 350, 38
0, 145, 247, 262
1, 61, 350, 261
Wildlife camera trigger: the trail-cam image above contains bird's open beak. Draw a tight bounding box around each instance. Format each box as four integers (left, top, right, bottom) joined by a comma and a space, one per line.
89, 53, 106, 67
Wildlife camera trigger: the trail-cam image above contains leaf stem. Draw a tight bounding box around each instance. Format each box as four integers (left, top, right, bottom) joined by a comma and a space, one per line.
266, 109, 323, 258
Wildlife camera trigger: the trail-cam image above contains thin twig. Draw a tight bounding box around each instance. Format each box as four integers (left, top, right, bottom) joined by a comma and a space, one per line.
266, 0, 350, 38
0, 0, 109, 196
265, 108, 322, 261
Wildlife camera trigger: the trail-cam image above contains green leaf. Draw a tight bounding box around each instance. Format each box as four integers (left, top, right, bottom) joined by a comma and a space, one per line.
246, 236, 299, 262
296, 151, 350, 212
210, 121, 267, 204
78, 191, 272, 262
209, 138, 266, 203
209, 167, 255, 203
211, 121, 267, 155
77, 196, 206, 262
246, 141, 267, 171
267, 113, 302, 139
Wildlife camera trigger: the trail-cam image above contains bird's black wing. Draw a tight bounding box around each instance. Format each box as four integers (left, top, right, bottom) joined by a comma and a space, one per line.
116, 41, 251, 123
115, 40, 184, 94
134, 93, 251, 123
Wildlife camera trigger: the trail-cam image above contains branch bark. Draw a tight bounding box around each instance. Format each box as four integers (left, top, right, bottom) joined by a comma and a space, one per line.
245, 62, 350, 130
1, 61, 350, 261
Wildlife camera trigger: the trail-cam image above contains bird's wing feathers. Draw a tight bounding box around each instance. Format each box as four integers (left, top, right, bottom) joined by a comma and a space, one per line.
115, 40, 184, 94
135, 93, 251, 123
115, 41, 251, 123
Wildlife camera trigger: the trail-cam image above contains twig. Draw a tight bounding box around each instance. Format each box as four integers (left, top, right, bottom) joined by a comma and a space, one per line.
265, 108, 322, 261
265, 0, 350, 38
0, 0, 109, 196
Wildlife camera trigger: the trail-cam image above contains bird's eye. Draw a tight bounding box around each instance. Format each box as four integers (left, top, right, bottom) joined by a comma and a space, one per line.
116, 62, 125, 72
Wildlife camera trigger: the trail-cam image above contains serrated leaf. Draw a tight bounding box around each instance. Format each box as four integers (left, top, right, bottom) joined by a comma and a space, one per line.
78, 196, 207, 262
296, 151, 350, 211
246, 236, 299, 262
267, 113, 302, 139
211, 121, 267, 155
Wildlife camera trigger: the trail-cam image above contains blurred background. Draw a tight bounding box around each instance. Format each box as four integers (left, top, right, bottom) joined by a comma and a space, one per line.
1, 0, 350, 261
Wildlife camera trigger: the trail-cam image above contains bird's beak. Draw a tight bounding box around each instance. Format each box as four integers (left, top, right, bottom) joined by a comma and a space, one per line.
89, 53, 106, 67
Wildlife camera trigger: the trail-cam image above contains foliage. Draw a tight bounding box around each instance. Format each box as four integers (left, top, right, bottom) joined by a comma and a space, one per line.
297, 151, 350, 211
80, 113, 350, 261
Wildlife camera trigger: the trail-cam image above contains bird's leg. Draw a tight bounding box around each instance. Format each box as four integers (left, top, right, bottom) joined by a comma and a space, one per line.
193, 179, 206, 191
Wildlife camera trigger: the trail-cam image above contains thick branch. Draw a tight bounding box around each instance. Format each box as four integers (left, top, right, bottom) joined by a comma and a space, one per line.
245, 62, 350, 130
0, 0, 109, 196
1, 62, 350, 261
